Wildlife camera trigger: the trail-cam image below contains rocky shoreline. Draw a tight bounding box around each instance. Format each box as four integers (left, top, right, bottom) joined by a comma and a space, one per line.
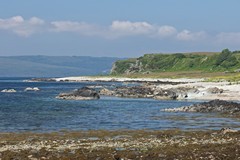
0, 129, 239, 160
52, 79, 235, 101
27, 76, 240, 101
27, 76, 203, 83
99, 85, 200, 100
98, 80, 240, 101
163, 99, 240, 115
1, 77, 239, 159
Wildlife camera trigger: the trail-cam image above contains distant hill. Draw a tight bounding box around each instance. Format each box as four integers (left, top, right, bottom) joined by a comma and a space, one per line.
0, 56, 123, 77
111, 49, 240, 75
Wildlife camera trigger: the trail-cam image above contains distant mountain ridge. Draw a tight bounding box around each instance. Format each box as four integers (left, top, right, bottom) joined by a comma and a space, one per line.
0, 55, 123, 77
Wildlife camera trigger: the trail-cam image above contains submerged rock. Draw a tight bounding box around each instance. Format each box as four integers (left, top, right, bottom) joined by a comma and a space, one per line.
56, 87, 100, 100
26, 78, 56, 82
163, 99, 240, 114
1, 89, 17, 93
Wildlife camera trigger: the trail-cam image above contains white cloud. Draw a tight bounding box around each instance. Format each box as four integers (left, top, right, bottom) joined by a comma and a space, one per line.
0, 16, 206, 40
0, 16, 45, 37
157, 25, 177, 37
176, 30, 206, 41
51, 20, 157, 38
51, 21, 92, 32
2, 15, 240, 48
29, 17, 45, 25
109, 21, 154, 37
0, 16, 24, 29
51, 21, 105, 37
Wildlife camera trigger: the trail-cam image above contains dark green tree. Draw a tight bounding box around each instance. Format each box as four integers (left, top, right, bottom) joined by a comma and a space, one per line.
215, 48, 232, 66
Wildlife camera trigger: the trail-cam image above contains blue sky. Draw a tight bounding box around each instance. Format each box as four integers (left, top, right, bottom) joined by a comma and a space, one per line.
0, 0, 240, 57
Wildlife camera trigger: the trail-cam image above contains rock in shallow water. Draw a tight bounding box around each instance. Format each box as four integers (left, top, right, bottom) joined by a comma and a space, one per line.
56, 87, 100, 100
163, 99, 240, 114
1, 89, 17, 93
24, 87, 40, 91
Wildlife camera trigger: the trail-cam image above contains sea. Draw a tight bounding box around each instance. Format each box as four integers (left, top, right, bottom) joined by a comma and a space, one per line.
0, 77, 239, 132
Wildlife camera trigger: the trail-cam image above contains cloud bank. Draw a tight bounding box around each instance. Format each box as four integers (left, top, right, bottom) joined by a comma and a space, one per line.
0, 16, 45, 37
0, 16, 240, 45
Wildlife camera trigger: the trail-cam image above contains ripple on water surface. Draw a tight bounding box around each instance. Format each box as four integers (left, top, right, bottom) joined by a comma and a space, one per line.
0, 77, 240, 132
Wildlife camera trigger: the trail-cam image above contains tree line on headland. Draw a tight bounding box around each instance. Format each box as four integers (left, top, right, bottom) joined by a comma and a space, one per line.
111, 49, 240, 75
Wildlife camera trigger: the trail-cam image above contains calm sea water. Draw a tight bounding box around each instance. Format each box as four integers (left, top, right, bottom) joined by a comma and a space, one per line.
0, 77, 239, 132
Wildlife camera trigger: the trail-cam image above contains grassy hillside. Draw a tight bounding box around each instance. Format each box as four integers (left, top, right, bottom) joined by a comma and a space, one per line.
111, 49, 240, 75
0, 56, 122, 77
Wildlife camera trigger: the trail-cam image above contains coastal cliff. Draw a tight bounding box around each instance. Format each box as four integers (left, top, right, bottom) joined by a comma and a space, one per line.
111, 49, 240, 75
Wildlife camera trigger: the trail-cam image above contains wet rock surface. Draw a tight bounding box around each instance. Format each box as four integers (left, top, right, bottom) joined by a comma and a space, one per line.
164, 99, 240, 114
56, 87, 100, 100
113, 86, 154, 98
0, 129, 239, 160
25, 78, 56, 82
100, 85, 199, 100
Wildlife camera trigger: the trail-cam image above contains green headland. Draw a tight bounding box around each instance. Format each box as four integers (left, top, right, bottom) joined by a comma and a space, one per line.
110, 49, 240, 81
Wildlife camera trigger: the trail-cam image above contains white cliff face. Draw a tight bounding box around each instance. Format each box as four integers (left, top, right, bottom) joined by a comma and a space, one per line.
125, 60, 144, 74
110, 62, 117, 74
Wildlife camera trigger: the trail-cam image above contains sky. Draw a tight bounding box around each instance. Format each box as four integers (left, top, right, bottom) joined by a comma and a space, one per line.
0, 0, 240, 57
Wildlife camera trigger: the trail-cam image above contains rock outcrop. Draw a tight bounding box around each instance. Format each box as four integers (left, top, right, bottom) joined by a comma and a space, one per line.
59, 84, 199, 100
56, 87, 100, 100
99, 88, 115, 96
207, 87, 223, 94
100, 85, 200, 100
1, 89, 17, 93
114, 86, 154, 98
163, 99, 240, 114
220, 128, 238, 134
24, 87, 40, 91
154, 87, 199, 100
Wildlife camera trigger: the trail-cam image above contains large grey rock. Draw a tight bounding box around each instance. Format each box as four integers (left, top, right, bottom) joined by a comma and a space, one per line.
114, 86, 154, 98
207, 87, 223, 94
154, 89, 178, 100
56, 87, 100, 100
163, 99, 240, 114
154, 87, 199, 100
99, 85, 199, 100
99, 88, 115, 96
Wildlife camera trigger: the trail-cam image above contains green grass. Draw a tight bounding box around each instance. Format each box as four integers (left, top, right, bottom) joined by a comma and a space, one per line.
108, 71, 240, 81
111, 49, 240, 77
